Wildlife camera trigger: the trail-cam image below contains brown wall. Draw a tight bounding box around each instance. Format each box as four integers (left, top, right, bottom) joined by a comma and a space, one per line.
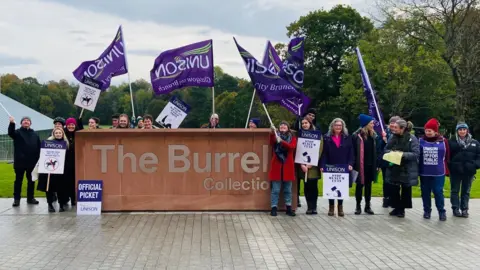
75, 129, 297, 211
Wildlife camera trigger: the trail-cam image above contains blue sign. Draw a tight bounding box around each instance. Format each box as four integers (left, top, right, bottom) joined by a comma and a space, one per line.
170, 96, 191, 114
77, 180, 103, 202
298, 129, 321, 140
41, 140, 67, 150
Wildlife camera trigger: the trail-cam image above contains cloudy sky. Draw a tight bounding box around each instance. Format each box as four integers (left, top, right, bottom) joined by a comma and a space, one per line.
0, 0, 375, 85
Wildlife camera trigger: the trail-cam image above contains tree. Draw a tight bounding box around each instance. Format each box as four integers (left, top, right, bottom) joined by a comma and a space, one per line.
376, 0, 480, 121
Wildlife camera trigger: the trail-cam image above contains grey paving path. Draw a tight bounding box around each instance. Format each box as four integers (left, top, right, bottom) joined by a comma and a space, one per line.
0, 197, 479, 270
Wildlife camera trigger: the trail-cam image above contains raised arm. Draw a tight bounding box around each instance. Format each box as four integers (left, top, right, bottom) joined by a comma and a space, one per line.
8, 117, 17, 139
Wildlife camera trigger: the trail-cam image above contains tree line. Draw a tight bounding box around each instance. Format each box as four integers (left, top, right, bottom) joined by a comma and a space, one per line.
1, 2, 479, 135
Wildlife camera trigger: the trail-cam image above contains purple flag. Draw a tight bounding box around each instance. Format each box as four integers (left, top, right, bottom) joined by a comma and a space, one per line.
356, 47, 385, 134
150, 40, 214, 95
72, 26, 128, 91
278, 37, 305, 90
262, 41, 310, 116
233, 37, 301, 103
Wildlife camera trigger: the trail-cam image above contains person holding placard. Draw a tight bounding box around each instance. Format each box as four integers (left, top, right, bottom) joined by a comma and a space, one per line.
320, 118, 354, 217
384, 119, 419, 218
37, 127, 69, 213
269, 121, 297, 217
296, 117, 323, 215
63, 117, 84, 207
8, 116, 41, 207
352, 114, 382, 215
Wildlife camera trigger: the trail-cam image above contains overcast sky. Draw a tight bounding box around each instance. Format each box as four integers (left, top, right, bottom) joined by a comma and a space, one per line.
0, 0, 375, 85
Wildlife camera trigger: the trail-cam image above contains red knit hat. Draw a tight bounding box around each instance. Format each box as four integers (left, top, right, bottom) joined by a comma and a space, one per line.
424, 118, 439, 133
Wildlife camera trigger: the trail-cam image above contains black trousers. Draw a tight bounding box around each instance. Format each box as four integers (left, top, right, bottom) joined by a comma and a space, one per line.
390, 184, 413, 210
13, 167, 35, 200
381, 168, 392, 199
304, 179, 318, 210
355, 166, 375, 205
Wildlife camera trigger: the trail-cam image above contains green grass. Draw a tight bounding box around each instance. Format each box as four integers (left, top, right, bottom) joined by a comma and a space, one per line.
1, 162, 479, 198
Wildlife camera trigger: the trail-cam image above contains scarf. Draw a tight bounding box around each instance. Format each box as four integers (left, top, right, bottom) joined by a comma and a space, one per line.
274, 132, 292, 164
456, 133, 473, 149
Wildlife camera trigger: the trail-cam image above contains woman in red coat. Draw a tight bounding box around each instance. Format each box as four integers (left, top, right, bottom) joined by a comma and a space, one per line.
269, 121, 297, 217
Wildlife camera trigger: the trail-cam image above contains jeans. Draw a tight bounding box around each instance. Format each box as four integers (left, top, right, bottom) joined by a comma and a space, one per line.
271, 181, 292, 208
450, 174, 474, 210
420, 176, 445, 213
304, 179, 318, 210
13, 167, 35, 200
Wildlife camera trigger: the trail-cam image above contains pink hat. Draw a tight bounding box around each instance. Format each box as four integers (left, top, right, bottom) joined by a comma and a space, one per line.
65, 118, 77, 126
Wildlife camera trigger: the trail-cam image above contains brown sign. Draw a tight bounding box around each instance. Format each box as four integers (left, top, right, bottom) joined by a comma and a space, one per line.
75, 129, 297, 211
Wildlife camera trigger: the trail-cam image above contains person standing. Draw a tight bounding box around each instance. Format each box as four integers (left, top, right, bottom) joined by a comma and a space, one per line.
380, 116, 400, 208
419, 118, 450, 221
116, 114, 130, 129
448, 122, 480, 218
142, 114, 159, 129
269, 121, 297, 217
384, 119, 419, 218
88, 117, 99, 130
110, 114, 119, 129
53, 117, 65, 129
37, 127, 69, 212
7, 116, 41, 207
292, 108, 316, 131
352, 114, 381, 215
248, 118, 260, 129
296, 117, 323, 215
203, 113, 220, 128
320, 118, 354, 217
137, 116, 144, 129
64, 117, 83, 206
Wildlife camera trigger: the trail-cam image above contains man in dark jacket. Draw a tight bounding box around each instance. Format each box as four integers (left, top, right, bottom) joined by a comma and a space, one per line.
8, 116, 41, 207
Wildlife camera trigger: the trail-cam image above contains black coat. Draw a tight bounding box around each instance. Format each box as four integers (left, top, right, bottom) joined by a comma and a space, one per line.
37, 173, 65, 192
8, 122, 41, 169
384, 134, 420, 187
448, 138, 480, 177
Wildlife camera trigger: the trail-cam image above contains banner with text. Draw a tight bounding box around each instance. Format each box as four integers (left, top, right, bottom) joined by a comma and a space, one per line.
74, 77, 102, 112
150, 40, 214, 95
294, 130, 321, 166
77, 180, 103, 215
72, 26, 128, 90
322, 164, 350, 200
38, 140, 67, 174
156, 96, 191, 129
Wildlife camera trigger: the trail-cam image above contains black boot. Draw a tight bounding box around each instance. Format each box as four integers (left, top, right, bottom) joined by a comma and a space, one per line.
59, 204, 65, 212
297, 195, 301, 207
48, 203, 55, 213
27, 198, 39, 205
462, 210, 469, 218
355, 204, 362, 215
382, 198, 389, 208
286, 206, 296, 217
364, 203, 374, 215
270, 207, 277, 216
453, 208, 462, 217
12, 200, 20, 207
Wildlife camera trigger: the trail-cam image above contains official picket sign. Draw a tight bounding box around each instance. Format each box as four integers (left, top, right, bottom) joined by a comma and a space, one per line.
156, 96, 191, 129
77, 180, 103, 215
74, 77, 102, 112
294, 129, 321, 166
323, 164, 350, 200
37, 140, 67, 174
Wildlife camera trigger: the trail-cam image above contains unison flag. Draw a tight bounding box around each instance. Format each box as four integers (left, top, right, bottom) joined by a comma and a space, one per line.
150, 40, 214, 95
262, 41, 310, 116
234, 37, 301, 103
278, 37, 305, 90
72, 26, 128, 91
356, 47, 385, 134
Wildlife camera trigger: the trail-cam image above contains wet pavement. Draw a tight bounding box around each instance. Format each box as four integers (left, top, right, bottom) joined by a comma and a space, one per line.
0, 197, 478, 270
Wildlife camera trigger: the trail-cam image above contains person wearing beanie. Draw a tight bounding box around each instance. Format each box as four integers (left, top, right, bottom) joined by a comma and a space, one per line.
110, 113, 120, 129
320, 118, 354, 217
53, 117, 65, 129
379, 115, 401, 208
248, 118, 260, 128
63, 116, 84, 207
295, 117, 323, 215
384, 119, 419, 218
419, 118, 450, 221
448, 122, 480, 218
269, 121, 297, 217
137, 116, 144, 129
7, 115, 41, 207
352, 114, 381, 215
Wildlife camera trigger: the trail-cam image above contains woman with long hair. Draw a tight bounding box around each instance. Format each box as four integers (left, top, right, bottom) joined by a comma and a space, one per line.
448, 122, 480, 218
320, 118, 354, 217
37, 127, 69, 212
352, 114, 381, 215
384, 119, 419, 218
269, 121, 297, 217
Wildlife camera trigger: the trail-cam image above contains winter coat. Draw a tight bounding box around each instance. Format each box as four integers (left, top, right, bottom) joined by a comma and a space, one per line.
37, 137, 68, 193
8, 122, 41, 169
268, 133, 297, 181
384, 133, 420, 187
64, 118, 83, 184
320, 134, 354, 168
448, 138, 480, 177
352, 128, 381, 184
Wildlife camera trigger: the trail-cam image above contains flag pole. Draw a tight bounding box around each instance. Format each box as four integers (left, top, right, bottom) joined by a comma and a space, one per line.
0, 101, 11, 117
212, 86, 215, 114
262, 103, 274, 127
245, 89, 256, 128
120, 25, 136, 119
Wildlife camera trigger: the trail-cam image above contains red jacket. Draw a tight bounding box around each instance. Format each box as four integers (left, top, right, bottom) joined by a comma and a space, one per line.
268, 133, 297, 181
